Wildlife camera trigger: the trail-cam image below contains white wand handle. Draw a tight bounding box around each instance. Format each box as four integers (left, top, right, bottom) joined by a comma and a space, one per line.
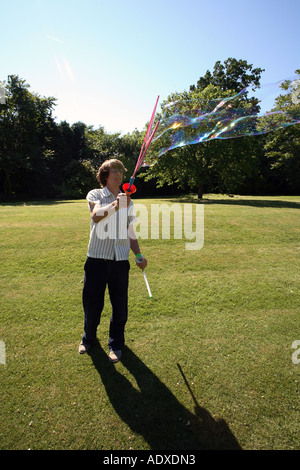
142, 270, 152, 298
136, 254, 152, 298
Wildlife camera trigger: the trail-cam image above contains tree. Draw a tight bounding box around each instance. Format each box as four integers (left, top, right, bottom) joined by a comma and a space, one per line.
84, 126, 141, 180
190, 57, 264, 94
263, 71, 300, 194
85, 126, 123, 168
60, 159, 97, 198
0, 75, 56, 197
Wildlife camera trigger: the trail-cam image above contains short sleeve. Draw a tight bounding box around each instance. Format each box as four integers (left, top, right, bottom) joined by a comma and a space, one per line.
128, 201, 138, 226
86, 189, 101, 204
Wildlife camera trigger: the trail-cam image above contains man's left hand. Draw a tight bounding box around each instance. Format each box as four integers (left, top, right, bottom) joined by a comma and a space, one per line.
136, 257, 147, 270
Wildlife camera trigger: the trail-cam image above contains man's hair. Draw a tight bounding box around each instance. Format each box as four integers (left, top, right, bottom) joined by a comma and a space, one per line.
96, 159, 127, 188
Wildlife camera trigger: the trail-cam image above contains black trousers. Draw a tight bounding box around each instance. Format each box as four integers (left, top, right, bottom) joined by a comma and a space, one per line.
82, 257, 130, 351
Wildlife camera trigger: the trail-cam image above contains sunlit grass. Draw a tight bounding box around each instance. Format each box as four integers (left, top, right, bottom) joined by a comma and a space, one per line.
0, 195, 299, 450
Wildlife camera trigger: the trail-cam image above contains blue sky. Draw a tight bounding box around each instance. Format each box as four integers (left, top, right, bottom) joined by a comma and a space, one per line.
2, 0, 300, 134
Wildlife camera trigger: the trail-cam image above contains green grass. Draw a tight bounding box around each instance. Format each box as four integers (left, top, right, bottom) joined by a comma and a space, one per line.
0, 194, 299, 450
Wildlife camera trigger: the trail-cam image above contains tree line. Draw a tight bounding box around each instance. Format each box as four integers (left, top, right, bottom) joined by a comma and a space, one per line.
0, 58, 299, 201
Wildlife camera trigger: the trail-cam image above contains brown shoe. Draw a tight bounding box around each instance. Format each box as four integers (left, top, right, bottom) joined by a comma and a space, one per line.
78, 342, 91, 354
108, 350, 122, 363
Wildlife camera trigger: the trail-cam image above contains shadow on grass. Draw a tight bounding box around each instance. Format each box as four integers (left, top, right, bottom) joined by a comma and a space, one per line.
163, 196, 300, 210
89, 340, 242, 450
204, 198, 300, 209
0, 199, 83, 206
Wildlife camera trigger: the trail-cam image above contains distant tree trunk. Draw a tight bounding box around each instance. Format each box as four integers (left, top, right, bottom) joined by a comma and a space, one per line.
4, 169, 12, 196
197, 182, 203, 199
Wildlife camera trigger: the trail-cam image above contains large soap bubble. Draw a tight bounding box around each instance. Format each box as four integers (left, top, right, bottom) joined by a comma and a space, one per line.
153, 78, 300, 157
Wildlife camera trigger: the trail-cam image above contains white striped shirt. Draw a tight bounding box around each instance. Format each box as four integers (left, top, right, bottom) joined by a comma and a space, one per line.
86, 187, 137, 260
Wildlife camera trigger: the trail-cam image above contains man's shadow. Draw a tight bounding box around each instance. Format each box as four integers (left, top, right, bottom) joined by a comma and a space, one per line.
89, 340, 242, 450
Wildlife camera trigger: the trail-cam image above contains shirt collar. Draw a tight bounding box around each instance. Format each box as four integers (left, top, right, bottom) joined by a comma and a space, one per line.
102, 186, 114, 198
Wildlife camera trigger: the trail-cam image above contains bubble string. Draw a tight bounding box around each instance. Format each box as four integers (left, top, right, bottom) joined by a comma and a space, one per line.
153, 79, 300, 157
136, 119, 160, 169
133, 95, 160, 176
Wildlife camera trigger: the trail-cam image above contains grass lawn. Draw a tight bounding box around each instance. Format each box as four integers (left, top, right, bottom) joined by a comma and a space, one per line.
0, 194, 299, 450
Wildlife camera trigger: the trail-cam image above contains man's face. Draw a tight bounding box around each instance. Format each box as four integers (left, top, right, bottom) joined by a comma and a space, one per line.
106, 168, 124, 188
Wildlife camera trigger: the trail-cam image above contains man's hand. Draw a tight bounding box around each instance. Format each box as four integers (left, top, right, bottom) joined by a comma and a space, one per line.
115, 192, 131, 210
136, 257, 147, 270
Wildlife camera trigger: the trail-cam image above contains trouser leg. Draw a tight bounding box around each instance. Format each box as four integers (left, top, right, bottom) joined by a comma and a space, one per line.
82, 258, 107, 345
108, 260, 130, 351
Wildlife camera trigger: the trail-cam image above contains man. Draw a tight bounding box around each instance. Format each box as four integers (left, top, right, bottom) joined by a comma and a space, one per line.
79, 159, 147, 362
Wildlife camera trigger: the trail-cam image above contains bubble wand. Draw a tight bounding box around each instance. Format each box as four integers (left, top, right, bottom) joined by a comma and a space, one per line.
124, 98, 159, 299
123, 95, 160, 196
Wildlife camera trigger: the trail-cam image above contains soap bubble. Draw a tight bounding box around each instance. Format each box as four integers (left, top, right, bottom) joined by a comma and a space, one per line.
153, 78, 300, 157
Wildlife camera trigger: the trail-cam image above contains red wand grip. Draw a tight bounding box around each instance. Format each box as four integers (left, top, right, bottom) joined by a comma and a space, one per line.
123, 182, 137, 195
